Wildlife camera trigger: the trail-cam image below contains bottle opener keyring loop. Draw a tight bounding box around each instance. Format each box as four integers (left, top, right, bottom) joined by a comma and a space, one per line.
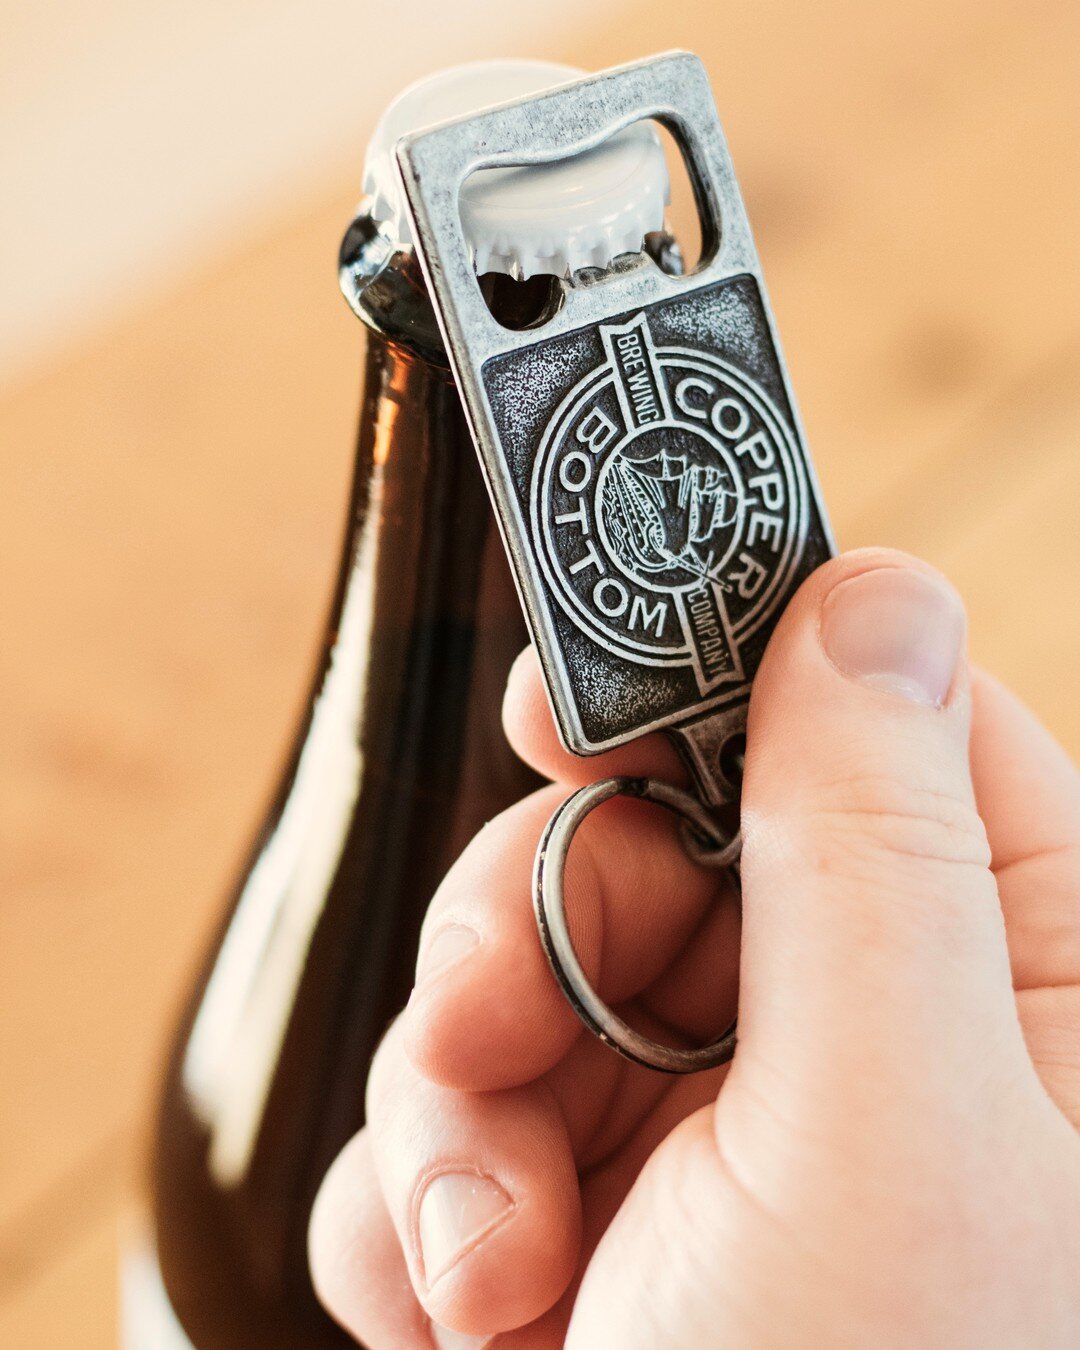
533, 776, 740, 1073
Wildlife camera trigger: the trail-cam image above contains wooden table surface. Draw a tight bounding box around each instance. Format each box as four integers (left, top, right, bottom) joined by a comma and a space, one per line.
1, 1, 1077, 1343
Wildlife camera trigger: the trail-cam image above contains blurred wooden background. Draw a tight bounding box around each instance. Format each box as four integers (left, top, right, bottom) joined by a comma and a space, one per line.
1, 0, 1077, 1343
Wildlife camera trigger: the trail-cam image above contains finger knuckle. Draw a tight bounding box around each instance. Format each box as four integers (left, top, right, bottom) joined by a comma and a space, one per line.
802, 771, 992, 882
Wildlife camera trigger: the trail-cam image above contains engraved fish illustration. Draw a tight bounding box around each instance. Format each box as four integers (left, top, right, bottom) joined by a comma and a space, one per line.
603, 449, 739, 580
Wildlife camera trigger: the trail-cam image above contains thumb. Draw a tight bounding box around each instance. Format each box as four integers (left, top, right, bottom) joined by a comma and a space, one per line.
735, 548, 1026, 1098
565, 552, 1040, 1350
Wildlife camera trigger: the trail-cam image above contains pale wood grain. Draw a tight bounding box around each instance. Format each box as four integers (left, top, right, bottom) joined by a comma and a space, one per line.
0, 0, 1076, 1343
0, 1207, 120, 1350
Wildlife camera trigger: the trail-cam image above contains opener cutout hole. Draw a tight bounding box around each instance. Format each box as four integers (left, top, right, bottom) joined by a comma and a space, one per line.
651, 120, 707, 277
717, 733, 746, 792
479, 272, 564, 331
466, 115, 715, 330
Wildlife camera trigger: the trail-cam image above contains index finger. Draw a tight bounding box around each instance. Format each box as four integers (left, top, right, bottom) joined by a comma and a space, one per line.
403, 780, 734, 1093
502, 646, 687, 788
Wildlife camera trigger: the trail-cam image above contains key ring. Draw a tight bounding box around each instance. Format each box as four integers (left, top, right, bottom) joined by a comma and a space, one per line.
533, 777, 741, 1074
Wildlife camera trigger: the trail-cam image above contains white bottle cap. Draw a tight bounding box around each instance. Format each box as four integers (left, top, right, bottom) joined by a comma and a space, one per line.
362, 60, 670, 280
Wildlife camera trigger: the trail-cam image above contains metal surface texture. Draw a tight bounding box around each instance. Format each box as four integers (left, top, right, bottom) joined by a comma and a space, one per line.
395, 50, 833, 806
395, 52, 834, 1071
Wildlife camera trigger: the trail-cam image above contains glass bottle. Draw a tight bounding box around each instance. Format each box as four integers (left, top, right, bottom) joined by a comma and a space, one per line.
126, 58, 671, 1348
125, 210, 543, 1348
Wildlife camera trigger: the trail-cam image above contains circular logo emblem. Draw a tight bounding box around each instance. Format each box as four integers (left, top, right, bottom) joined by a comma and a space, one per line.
531, 317, 808, 693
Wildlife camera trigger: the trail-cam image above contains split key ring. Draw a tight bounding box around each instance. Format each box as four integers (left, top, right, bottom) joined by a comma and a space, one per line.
532, 777, 741, 1074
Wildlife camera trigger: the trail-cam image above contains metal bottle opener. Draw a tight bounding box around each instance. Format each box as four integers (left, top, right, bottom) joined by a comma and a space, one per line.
395, 51, 834, 1072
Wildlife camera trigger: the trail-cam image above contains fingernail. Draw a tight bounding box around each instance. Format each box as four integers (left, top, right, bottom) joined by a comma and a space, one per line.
821, 567, 964, 707
417, 1171, 513, 1286
416, 924, 479, 986
431, 1324, 492, 1349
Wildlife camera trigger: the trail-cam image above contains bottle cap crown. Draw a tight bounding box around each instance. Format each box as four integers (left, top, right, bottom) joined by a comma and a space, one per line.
363, 60, 669, 280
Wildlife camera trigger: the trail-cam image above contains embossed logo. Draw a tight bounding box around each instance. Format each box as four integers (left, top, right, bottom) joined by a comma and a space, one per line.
531, 312, 809, 695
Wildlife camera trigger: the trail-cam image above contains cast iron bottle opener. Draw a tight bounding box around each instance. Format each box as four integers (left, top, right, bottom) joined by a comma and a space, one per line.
395, 51, 834, 1072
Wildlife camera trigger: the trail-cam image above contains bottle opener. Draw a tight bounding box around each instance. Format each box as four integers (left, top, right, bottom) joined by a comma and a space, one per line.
394, 50, 834, 1072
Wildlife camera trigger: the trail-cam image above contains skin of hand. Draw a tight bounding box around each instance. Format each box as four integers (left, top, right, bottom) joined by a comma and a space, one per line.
308, 548, 1080, 1349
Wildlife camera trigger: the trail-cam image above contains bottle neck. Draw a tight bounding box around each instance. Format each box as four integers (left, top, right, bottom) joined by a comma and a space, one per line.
339, 214, 449, 365
152, 317, 540, 1348
176, 336, 460, 1185
339, 207, 683, 363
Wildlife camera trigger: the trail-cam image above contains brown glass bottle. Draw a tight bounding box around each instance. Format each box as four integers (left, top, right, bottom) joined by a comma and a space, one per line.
130, 230, 541, 1347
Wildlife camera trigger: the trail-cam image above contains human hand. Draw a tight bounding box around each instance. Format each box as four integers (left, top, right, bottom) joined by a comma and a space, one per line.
309, 549, 1080, 1348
